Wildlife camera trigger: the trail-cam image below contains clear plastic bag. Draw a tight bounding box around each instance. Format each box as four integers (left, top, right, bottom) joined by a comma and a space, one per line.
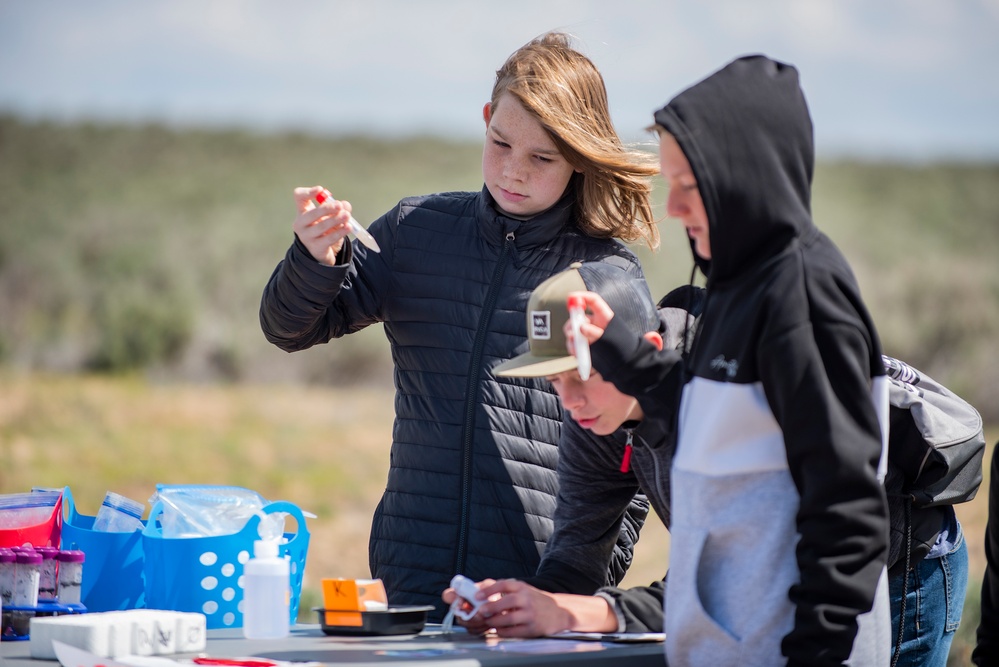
92, 491, 145, 533
148, 485, 273, 538
0, 491, 61, 530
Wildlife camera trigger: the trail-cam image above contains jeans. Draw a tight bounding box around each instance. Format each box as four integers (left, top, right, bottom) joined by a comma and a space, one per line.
889, 522, 968, 667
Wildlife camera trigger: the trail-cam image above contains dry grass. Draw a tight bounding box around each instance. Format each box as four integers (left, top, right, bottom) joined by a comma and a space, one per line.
0, 372, 394, 589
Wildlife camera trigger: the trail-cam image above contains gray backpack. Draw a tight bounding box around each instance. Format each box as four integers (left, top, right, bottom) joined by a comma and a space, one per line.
884, 355, 985, 507
883, 355, 984, 667
657, 283, 986, 505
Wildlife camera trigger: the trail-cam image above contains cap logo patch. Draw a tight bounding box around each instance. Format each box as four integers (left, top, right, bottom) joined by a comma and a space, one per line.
530, 311, 552, 340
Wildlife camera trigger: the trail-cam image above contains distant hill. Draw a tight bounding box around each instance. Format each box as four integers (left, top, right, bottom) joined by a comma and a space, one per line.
2, 115, 997, 418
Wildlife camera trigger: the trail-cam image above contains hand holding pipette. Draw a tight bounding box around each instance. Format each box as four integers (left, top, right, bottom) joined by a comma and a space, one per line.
292, 186, 377, 265
315, 189, 381, 252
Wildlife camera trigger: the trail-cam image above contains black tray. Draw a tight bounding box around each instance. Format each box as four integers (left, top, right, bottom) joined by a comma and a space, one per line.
314, 606, 435, 636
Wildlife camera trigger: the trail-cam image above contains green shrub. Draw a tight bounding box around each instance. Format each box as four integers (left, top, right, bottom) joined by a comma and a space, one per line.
87, 280, 193, 372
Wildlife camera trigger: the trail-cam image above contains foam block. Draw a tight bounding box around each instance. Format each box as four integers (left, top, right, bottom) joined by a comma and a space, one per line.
29, 610, 207, 659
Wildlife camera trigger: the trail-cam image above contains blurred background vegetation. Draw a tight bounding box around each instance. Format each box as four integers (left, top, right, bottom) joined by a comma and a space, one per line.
1, 115, 997, 663
2, 114, 996, 414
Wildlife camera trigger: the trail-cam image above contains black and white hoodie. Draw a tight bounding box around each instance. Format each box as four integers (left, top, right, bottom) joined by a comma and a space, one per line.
593, 56, 891, 666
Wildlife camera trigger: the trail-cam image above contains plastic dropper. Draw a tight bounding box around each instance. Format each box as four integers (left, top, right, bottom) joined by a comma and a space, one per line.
315, 189, 381, 252
567, 295, 591, 381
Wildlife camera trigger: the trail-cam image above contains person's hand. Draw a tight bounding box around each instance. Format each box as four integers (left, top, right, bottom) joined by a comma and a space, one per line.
441, 577, 497, 635
470, 579, 575, 638
292, 185, 354, 266
563, 291, 615, 354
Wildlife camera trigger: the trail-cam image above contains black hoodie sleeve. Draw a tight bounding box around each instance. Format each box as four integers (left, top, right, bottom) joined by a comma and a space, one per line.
596, 578, 667, 632
590, 313, 685, 417
759, 313, 888, 666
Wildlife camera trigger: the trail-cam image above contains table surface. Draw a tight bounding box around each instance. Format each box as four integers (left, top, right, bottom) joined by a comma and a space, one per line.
1, 624, 667, 667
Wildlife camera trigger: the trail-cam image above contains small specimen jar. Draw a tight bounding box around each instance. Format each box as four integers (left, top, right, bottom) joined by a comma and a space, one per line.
13, 549, 42, 607
0, 548, 16, 606
56, 550, 85, 605
36, 546, 60, 601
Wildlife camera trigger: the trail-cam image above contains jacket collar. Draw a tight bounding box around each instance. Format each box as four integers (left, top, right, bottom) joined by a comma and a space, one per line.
477, 185, 577, 249
629, 416, 671, 452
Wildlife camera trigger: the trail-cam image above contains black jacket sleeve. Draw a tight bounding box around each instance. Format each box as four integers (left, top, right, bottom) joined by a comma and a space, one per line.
973, 443, 999, 665
260, 207, 395, 350
597, 578, 666, 632
525, 417, 648, 594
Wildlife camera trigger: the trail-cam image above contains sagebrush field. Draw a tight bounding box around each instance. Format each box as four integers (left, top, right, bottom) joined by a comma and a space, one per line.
2, 116, 997, 416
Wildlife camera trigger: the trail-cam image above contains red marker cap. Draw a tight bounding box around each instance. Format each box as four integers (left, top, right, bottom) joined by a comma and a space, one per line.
567, 295, 584, 310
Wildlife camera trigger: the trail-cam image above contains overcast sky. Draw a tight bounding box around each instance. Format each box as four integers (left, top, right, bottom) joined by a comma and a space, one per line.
2, 0, 997, 161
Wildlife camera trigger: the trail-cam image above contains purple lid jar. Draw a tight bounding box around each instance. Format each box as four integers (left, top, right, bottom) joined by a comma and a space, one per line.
14, 551, 41, 565
57, 549, 86, 605
13, 549, 42, 607
37, 545, 60, 601
0, 548, 15, 606
56, 550, 86, 563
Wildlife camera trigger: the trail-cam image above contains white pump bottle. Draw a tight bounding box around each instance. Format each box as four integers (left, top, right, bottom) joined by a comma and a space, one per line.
242, 513, 290, 639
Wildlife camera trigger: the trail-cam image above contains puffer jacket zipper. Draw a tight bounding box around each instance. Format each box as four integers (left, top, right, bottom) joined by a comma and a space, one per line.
620, 428, 635, 473
454, 230, 516, 575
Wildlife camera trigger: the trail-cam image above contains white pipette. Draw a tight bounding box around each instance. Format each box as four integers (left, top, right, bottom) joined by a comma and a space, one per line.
315, 189, 381, 252
567, 295, 591, 381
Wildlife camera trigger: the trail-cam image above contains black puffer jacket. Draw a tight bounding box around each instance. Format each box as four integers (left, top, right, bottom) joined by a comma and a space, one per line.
260, 186, 648, 619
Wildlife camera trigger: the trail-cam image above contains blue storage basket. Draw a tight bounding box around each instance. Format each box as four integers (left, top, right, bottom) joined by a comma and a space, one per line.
142, 500, 309, 629
60, 487, 146, 611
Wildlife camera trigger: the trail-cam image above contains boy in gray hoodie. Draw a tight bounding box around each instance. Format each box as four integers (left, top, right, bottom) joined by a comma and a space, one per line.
578, 55, 891, 666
